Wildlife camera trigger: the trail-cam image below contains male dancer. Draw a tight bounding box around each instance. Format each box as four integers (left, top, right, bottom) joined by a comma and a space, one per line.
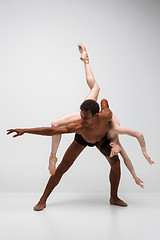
8, 97, 129, 209
7, 96, 153, 210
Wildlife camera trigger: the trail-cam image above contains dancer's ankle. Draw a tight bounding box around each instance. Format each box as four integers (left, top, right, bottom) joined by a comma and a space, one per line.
50, 152, 56, 156
50, 153, 58, 162
110, 194, 118, 200
39, 197, 46, 204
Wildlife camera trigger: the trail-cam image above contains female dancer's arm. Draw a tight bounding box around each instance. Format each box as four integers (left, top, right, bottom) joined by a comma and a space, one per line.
119, 144, 144, 188
111, 113, 153, 164
116, 126, 153, 164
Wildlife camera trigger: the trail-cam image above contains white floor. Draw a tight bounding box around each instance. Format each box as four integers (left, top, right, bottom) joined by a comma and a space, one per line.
0, 192, 160, 240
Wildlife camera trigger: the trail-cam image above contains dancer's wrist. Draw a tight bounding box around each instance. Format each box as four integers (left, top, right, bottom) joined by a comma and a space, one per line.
131, 170, 137, 179
141, 146, 146, 153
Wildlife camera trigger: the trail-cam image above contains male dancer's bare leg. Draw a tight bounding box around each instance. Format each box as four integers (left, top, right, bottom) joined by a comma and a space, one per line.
96, 145, 127, 207
49, 44, 100, 175
108, 156, 127, 206
34, 141, 85, 211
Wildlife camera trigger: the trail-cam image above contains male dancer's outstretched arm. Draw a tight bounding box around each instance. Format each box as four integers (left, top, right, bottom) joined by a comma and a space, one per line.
7, 121, 81, 137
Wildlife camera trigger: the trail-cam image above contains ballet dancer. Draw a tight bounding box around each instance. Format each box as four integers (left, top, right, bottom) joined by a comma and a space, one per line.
7, 44, 153, 211
48, 44, 153, 177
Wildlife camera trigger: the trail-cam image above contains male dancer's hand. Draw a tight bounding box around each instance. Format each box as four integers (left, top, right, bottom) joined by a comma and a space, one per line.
7, 129, 25, 137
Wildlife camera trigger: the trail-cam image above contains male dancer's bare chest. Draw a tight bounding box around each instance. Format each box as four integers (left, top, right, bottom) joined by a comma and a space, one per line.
79, 123, 109, 143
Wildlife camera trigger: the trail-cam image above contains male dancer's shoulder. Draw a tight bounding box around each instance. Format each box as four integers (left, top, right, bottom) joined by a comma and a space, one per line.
99, 98, 112, 121
99, 108, 112, 122
66, 120, 83, 133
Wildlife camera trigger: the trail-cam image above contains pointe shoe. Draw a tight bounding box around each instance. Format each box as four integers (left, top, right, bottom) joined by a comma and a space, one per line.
48, 153, 58, 176
34, 202, 46, 211
78, 43, 89, 64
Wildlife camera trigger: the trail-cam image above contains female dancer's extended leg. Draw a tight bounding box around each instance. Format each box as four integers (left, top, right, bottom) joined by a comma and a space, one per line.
49, 44, 100, 175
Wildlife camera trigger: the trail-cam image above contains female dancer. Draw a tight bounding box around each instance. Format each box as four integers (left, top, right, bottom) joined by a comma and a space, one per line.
47, 44, 153, 188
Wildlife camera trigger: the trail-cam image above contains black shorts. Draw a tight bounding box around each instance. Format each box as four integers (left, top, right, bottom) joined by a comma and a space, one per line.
74, 133, 98, 147
74, 133, 111, 157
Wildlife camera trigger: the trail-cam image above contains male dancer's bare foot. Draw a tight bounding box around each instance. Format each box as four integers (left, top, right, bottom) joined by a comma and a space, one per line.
34, 201, 46, 211
78, 43, 89, 64
48, 153, 58, 175
110, 197, 128, 207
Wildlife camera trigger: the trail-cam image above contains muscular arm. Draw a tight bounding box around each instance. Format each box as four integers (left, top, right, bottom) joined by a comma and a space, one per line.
24, 125, 74, 135
119, 144, 144, 188
7, 121, 82, 137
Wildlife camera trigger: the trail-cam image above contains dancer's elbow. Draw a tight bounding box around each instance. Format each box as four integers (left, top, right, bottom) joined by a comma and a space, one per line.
136, 132, 143, 139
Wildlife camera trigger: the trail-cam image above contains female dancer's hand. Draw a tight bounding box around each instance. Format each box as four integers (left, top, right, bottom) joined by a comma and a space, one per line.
142, 151, 154, 165
7, 129, 25, 138
134, 177, 144, 188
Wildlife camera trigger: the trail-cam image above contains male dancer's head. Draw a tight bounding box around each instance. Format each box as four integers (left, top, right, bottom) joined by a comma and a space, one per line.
80, 99, 100, 127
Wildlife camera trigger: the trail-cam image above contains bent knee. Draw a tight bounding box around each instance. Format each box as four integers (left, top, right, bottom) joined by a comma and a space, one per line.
51, 121, 60, 127
94, 83, 100, 93
96, 84, 100, 93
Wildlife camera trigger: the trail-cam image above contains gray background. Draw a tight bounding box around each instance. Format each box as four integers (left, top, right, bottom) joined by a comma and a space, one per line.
0, 0, 159, 192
